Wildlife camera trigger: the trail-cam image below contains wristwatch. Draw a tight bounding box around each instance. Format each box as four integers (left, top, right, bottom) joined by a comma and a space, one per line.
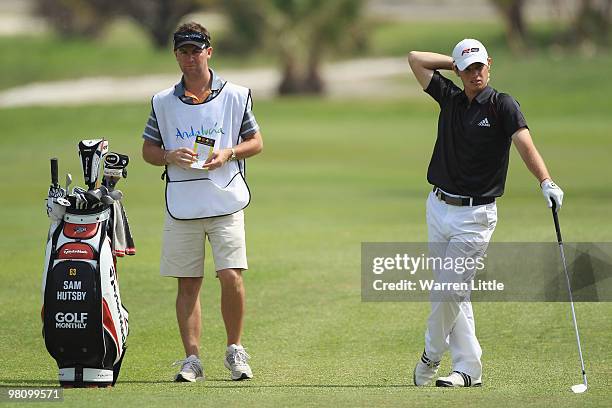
229, 148, 237, 161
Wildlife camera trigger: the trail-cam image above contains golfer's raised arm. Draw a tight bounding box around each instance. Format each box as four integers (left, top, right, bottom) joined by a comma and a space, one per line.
407, 51, 454, 90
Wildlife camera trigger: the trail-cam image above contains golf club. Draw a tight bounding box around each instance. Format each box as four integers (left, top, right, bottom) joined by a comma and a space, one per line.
107, 189, 123, 201
49, 158, 70, 207
56, 197, 71, 207
85, 185, 116, 205
100, 195, 115, 205
551, 200, 588, 394
50, 158, 58, 187
65, 173, 72, 196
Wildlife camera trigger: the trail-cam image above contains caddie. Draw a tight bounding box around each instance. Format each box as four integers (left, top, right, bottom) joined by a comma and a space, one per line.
408, 39, 564, 387
142, 21, 263, 382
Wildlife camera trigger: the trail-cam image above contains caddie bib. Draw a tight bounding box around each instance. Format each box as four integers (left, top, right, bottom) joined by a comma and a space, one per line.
153, 81, 251, 219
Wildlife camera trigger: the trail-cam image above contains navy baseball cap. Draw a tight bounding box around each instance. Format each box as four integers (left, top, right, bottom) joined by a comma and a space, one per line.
173, 31, 210, 50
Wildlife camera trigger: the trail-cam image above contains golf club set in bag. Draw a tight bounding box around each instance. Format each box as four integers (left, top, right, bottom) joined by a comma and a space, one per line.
42, 139, 134, 387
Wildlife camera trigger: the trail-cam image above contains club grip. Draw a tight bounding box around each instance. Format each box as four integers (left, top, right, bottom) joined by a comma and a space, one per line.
50, 158, 58, 186
551, 201, 562, 244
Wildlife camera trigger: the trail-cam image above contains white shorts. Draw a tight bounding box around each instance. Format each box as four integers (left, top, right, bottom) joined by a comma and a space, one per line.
160, 211, 248, 278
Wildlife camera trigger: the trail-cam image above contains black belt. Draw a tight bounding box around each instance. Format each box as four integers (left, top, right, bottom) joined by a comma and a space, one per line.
433, 187, 495, 206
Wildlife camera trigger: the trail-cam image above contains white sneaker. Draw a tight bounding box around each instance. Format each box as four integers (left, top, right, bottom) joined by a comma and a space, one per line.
173, 354, 204, 382
435, 371, 482, 387
413, 350, 440, 386
224, 344, 253, 380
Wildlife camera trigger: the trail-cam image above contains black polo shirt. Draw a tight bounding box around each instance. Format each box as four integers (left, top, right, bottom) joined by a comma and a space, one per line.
425, 71, 528, 197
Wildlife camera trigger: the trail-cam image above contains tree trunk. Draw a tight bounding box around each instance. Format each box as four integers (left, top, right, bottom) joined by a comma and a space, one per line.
304, 52, 325, 94
496, 0, 528, 52
605, 0, 612, 41
278, 56, 326, 95
508, 0, 526, 47
278, 57, 303, 95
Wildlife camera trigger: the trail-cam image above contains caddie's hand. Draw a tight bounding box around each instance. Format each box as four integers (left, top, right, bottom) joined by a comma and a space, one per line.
541, 179, 564, 211
166, 148, 197, 169
202, 149, 232, 171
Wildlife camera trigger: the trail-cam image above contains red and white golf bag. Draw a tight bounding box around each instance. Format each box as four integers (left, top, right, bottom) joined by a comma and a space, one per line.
42, 148, 132, 387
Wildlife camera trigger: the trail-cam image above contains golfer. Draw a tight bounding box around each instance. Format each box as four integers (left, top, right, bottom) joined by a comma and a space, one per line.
408, 39, 563, 387
142, 22, 263, 382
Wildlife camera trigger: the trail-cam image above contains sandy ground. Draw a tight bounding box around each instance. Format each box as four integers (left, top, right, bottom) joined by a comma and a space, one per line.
0, 57, 417, 108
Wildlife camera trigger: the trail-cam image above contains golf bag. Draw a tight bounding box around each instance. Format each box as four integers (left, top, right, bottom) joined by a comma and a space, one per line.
42, 142, 132, 387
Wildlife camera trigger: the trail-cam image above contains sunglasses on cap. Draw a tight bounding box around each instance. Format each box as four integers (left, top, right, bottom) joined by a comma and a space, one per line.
173, 31, 211, 50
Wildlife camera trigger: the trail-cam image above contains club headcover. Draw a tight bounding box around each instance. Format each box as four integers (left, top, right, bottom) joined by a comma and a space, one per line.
78, 139, 109, 189
103, 152, 129, 189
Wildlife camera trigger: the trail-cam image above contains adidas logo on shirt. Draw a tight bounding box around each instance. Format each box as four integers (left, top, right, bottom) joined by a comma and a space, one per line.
477, 117, 491, 127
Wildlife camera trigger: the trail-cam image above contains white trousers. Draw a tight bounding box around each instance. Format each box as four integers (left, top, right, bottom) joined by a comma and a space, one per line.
424, 191, 497, 378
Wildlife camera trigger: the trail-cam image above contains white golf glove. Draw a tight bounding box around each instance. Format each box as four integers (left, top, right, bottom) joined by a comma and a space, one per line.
541, 179, 564, 211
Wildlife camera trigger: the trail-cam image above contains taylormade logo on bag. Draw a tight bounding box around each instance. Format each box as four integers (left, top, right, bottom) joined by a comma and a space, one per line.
55, 312, 88, 329
62, 248, 88, 256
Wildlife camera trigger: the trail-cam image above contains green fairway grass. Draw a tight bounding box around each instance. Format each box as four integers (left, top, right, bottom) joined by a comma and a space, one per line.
1, 13, 611, 404
1, 83, 610, 407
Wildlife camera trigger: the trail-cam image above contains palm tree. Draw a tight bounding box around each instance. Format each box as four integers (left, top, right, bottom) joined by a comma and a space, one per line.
223, 0, 365, 95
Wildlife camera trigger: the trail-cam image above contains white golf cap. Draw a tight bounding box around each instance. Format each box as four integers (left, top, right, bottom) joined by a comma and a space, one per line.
452, 39, 489, 71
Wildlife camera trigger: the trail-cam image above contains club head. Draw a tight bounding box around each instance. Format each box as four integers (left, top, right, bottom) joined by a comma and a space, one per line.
571, 384, 587, 393
101, 195, 115, 205
108, 189, 123, 201
85, 190, 102, 201
84, 185, 109, 202
65, 173, 72, 195
102, 175, 120, 190
55, 197, 71, 207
